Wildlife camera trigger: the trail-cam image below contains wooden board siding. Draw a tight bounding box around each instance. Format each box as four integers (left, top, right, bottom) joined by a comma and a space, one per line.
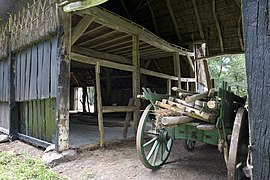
19, 99, 56, 143
0, 60, 9, 102
15, 36, 58, 101
0, 102, 10, 131
12, 36, 59, 143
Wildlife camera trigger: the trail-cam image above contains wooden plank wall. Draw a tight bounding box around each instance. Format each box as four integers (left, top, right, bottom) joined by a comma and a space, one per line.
15, 36, 58, 101
19, 99, 56, 142
14, 36, 59, 143
0, 102, 10, 131
0, 59, 9, 102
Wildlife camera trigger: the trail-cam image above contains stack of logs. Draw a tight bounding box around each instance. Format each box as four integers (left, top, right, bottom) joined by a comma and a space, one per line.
155, 87, 220, 129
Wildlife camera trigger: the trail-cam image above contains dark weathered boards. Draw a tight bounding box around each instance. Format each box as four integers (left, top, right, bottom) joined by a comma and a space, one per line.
243, 0, 270, 179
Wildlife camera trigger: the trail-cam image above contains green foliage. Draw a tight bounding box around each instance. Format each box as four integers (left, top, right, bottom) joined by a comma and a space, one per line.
0, 151, 63, 180
208, 54, 247, 97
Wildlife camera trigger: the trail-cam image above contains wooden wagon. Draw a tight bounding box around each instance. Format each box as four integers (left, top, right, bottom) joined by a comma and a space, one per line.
136, 82, 250, 180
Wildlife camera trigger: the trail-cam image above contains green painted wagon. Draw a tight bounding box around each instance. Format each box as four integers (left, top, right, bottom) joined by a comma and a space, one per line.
136, 82, 250, 180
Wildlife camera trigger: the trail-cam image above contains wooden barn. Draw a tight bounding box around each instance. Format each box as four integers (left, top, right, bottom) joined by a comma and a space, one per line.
0, 0, 269, 179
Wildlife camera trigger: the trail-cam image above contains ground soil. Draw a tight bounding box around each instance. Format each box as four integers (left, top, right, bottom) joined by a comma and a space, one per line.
0, 138, 227, 180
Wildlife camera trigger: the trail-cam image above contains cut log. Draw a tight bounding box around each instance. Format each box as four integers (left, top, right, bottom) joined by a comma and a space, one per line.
161, 116, 193, 125
185, 91, 208, 103
207, 100, 219, 109
155, 100, 217, 123
196, 124, 216, 130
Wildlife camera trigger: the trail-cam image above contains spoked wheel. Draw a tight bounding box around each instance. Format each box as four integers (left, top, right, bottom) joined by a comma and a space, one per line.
183, 139, 196, 151
136, 104, 173, 170
228, 107, 249, 180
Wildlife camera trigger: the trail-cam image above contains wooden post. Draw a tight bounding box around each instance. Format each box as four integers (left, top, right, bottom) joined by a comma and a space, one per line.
56, 11, 71, 152
95, 62, 104, 146
243, 1, 270, 178
167, 79, 171, 95
132, 35, 140, 134
7, 16, 18, 138
123, 98, 135, 138
173, 52, 181, 89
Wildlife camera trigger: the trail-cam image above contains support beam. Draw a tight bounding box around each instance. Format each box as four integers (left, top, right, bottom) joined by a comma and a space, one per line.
165, 0, 182, 42
173, 52, 181, 88
167, 79, 171, 95
71, 15, 95, 45
153, 60, 163, 72
132, 35, 140, 134
72, 45, 131, 64
70, 52, 135, 72
56, 11, 71, 152
95, 62, 104, 146
77, 8, 192, 56
238, 15, 244, 52
123, 98, 135, 138
102, 106, 137, 113
212, 0, 224, 52
192, 0, 205, 40
8, 23, 18, 138
147, 0, 159, 35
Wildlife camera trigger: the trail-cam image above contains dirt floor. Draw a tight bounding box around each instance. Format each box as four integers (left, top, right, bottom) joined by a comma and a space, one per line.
0, 138, 227, 180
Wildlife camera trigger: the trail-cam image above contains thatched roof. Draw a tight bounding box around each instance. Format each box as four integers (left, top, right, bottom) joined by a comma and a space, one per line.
0, 0, 243, 56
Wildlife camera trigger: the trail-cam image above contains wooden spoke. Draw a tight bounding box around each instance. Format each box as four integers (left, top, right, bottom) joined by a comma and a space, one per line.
136, 103, 173, 169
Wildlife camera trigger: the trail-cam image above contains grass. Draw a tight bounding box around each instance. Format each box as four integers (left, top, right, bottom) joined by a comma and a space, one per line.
0, 151, 63, 180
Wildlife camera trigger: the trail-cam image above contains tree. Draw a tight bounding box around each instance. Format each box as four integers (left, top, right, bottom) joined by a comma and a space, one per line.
207, 54, 247, 97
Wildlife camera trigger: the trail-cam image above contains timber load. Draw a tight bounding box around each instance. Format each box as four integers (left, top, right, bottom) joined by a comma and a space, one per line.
152, 87, 220, 125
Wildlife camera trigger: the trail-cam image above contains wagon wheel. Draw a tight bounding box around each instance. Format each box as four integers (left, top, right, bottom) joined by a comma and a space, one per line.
183, 140, 196, 151
136, 103, 173, 169
227, 107, 249, 180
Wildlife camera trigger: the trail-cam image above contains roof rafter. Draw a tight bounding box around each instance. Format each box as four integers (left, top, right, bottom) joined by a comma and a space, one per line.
71, 14, 95, 45
165, 0, 182, 43
192, 0, 205, 40
146, 0, 159, 35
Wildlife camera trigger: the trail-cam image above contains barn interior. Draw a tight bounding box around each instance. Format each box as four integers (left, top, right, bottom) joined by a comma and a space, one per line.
68, 8, 195, 148
66, 0, 243, 148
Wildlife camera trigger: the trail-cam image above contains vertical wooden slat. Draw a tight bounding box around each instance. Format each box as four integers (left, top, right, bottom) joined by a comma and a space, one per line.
16, 54, 21, 101
132, 35, 140, 133
41, 100, 46, 141
30, 45, 38, 100
6, 57, 9, 101
3, 59, 10, 101
37, 100, 41, 139
20, 103, 26, 134
2, 61, 6, 101
25, 48, 31, 100
42, 41, 51, 99
28, 101, 33, 136
25, 102, 29, 135
50, 98, 56, 143
37, 43, 44, 99
0, 61, 3, 100
20, 51, 26, 101
32, 101, 37, 138
51, 36, 58, 97
45, 99, 51, 141
96, 62, 104, 146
